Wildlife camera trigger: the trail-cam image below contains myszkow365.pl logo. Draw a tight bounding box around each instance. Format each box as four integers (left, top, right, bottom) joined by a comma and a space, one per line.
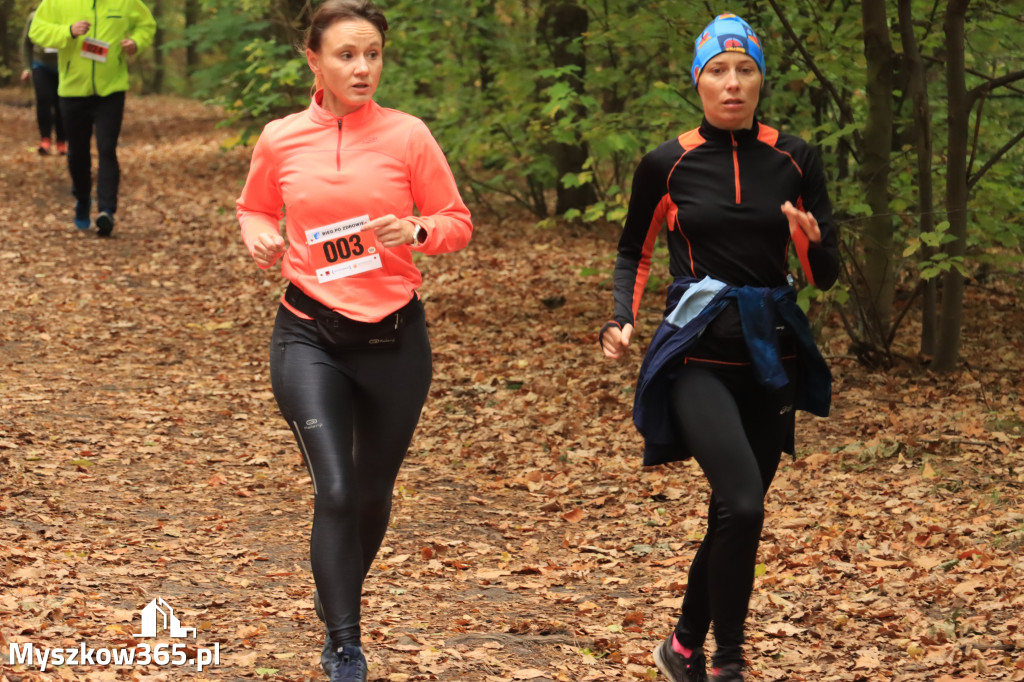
7, 597, 221, 673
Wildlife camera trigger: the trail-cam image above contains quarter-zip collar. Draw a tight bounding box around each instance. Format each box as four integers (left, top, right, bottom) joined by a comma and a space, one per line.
697, 117, 760, 144
308, 90, 381, 171
698, 117, 760, 204
307, 89, 379, 129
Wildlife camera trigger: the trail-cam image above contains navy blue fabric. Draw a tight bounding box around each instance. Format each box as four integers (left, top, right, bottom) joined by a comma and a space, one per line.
635, 277, 831, 465
31, 63, 63, 142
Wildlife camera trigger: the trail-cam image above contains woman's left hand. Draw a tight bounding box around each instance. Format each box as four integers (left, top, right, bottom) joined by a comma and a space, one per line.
781, 201, 821, 244
365, 214, 416, 248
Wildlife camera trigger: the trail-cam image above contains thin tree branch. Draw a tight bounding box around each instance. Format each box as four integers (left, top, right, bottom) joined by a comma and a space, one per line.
922, 56, 1024, 97
457, 164, 535, 215
968, 128, 1024, 190
765, 0, 859, 144
966, 93, 984, 179
968, 69, 1024, 104
885, 279, 922, 349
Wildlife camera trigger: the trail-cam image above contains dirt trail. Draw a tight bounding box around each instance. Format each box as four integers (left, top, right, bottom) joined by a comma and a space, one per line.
2, 90, 1022, 681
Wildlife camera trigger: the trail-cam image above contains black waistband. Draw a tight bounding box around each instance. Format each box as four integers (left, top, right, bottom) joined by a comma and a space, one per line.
283, 282, 420, 329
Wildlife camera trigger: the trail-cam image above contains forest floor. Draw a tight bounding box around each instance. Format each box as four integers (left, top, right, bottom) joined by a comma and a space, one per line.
1, 89, 1023, 682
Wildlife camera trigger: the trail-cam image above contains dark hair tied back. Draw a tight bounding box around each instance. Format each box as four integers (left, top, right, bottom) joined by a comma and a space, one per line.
305, 0, 389, 53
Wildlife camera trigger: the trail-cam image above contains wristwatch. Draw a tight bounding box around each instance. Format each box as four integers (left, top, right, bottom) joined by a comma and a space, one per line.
413, 225, 427, 245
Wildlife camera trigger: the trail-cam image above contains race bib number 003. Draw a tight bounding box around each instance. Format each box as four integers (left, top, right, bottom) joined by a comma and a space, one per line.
81, 37, 110, 62
305, 215, 383, 284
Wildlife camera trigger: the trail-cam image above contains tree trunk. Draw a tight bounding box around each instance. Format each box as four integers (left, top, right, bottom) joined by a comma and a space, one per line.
273, 0, 310, 48
932, 0, 971, 372
148, 0, 165, 94
897, 0, 936, 357
474, 0, 496, 94
185, 0, 200, 78
538, 0, 596, 215
856, 0, 897, 360
1, 0, 16, 84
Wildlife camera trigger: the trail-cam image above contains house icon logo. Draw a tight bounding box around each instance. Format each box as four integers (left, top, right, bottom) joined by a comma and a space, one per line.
133, 598, 197, 639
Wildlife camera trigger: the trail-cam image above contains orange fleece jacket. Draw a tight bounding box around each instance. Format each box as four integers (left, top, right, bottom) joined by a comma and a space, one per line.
237, 92, 473, 322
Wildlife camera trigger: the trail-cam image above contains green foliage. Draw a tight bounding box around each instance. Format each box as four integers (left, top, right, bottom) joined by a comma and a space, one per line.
177, 0, 309, 135
167, 0, 1022, 340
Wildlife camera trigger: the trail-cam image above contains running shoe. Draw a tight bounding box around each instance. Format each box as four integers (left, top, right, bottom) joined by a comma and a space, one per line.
653, 633, 707, 682
314, 591, 336, 675
38, 138, 51, 155
329, 645, 367, 682
74, 200, 91, 230
57, 140, 68, 155
710, 663, 744, 681
96, 211, 115, 237
320, 626, 336, 676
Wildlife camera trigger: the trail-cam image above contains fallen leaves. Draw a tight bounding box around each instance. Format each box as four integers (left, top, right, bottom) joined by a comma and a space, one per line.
1, 89, 1023, 681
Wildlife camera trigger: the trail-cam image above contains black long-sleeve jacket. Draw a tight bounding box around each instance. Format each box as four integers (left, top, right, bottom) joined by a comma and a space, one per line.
612, 118, 839, 329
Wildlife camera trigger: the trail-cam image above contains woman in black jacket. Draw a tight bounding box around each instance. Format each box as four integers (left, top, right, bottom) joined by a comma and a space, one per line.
600, 13, 839, 682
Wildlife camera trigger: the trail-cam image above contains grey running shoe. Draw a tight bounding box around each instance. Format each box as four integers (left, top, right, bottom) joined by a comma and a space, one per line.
314, 590, 336, 676
710, 662, 744, 681
654, 634, 707, 682
329, 645, 367, 682
321, 625, 336, 676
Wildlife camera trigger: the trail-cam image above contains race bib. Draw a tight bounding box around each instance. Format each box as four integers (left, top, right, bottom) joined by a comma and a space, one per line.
81, 37, 110, 62
305, 215, 383, 284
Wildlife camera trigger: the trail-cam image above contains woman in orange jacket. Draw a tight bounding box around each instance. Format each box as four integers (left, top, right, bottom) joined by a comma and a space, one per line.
236, 2, 472, 680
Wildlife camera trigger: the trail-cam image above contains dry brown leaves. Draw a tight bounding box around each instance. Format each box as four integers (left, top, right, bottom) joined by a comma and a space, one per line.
1, 87, 1022, 681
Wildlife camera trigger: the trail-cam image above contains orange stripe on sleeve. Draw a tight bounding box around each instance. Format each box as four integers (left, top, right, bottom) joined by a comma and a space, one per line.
791, 196, 815, 287
631, 194, 672, 319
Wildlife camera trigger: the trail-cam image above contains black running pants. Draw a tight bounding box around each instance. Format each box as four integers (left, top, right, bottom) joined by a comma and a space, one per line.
669, 362, 795, 668
31, 65, 64, 142
59, 91, 125, 213
269, 301, 432, 647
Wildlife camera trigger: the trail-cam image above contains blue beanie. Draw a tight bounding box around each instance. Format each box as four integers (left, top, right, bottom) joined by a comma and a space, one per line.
691, 13, 765, 87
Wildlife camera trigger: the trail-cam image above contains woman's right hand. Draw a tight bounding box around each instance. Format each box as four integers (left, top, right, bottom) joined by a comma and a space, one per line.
21, 70, 31, 82
601, 323, 633, 360
70, 20, 91, 37
252, 232, 288, 268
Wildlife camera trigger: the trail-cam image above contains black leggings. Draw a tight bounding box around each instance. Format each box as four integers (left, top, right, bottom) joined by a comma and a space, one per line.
669, 362, 795, 668
31, 65, 64, 141
269, 301, 432, 647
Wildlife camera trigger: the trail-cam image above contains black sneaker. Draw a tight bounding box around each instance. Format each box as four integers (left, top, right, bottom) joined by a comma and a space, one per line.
710, 662, 744, 681
329, 645, 367, 682
96, 211, 115, 237
654, 634, 707, 682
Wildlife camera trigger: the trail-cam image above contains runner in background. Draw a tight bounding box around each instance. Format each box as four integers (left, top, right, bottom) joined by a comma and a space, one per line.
236, 2, 472, 680
28, 0, 156, 236
600, 13, 839, 682
21, 9, 66, 156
